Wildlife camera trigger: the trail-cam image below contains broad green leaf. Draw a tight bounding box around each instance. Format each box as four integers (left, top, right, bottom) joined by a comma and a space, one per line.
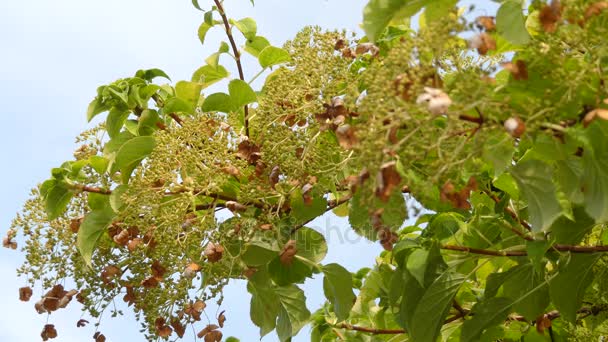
493, 173, 519, 200
275, 285, 311, 342
164, 97, 194, 115
362, 0, 428, 42
550, 253, 601, 323
268, 256, 313, 285
550, 206, 595, 245
87, 192, 109, 211
106, 108, 130, 138
201, 92, 233, 113
191, 65, 229, 88
103, 131, 135, 156
191, 0, 203, 11
502, 263, 549, 320
228, 79, 257, 109
124, 119, 139, 136
349, 189, 406, 240
511, 159, 562, 232
424, 0, 457, 23
244, 36, 270, 57
89, 156, 109, 175
205, 42, 230, 67
86, 97, 109, 122
248, 276, 280, 337
77, 207, 115, 267
483, 133, 514, 177
496, 0, 531, 45
290, 190, 327, 224
293, 227, 327, 263
137, 109, 160, 136
114, 136, 156, 182
175, 81, 203, 108
258, 46, 291, 68
410, 271, 466, 342
461, 297, 514, 342
322, 263, 355, 322
232, 17, 257, 40
241, 241, 278, 266
109, 184, 129, 212
198, 22, 212, 45
45, 184, 73, 220
135, 68, 171, 81
581, 121, 608, 221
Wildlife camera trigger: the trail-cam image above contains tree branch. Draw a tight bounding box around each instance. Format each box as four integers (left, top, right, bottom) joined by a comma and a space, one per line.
213, 0, 250, 137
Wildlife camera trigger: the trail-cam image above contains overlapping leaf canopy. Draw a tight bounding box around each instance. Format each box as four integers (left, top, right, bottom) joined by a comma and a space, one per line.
5, 0, 608, 341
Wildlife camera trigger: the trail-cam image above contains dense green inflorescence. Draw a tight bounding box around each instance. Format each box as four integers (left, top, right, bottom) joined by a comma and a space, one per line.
5, 0, 608, 341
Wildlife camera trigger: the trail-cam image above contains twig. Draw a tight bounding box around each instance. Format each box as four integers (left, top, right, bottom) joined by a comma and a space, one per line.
213, 0, 250, 137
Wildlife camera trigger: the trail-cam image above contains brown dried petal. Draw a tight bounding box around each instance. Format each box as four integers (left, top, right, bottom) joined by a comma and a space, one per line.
502, 60, 528, 81
205, 330, 223, 342
475, 16, 496, 31
41, 324, 58, 341
113, 229, 129, 246
19, 286, 33, 302
236, 140, 262, 165
204, 243, 225, 263
218, 311, 226, 328
171, 320, 186, 338
141, 276, 160, 288
539, 0, 562, 33
101, 265, 122, 284
335, 125, 358, 149
2, 236, 17, 249
197, 324, 220, 339
70, 218, 82, 234
93, 332, 106, 342
127, 238, 143, 252
583, 108, 608, 127
151, 260, 166, 280
584, 1, 608, 20
221, 165, 241, 177
123, 286, 137, 306
279, 240, 298, 265
269, 165, 280, 189
226, 201, 247, 213
375, 161, 402, 202
76, 319, 89, 328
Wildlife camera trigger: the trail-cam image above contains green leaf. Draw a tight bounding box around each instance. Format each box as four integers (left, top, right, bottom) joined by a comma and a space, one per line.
106, 108, 130, 138
245, 36, 270, 57
201, 92, 233, 113
89, 156, 109, 175
205, 42, 230, 67
232, 17, 257, 40
135, 68, 171, 81
275, 285, 311, 342
241, 241, 278, 266
496, 0, 531, 45
191, 65, 229, 88
248, 275, 280, 337
581, 121, 608, 222
483, 133, 515, 177
114, 136, 156, 182
109, 184, 129, 212
293, 227, 327, 264
461, 297, 514, 342
362, 0, 428, 42
410, 270, 466, 342
198, 22, 213, 45
511, 159, 562, 232
191, 0, 203, 11
424, 0, 457, 23
87, 97, 109, 122
258, 46, 291, 68
175, 81, 203, 108
502, 263, 549, 320
45, 184, 73, 220
137, 109, 160, 136
88, 192, 109, 211
550, 206, 595, 245
322, 263, 355, 322
349, 189, 406, 240
290, 190, 327, 224
164, 97, 194, 115
550, 253, 601, 323
77, 207, 115, 267
268, 256, 313, 286
228, 79, 257, 109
